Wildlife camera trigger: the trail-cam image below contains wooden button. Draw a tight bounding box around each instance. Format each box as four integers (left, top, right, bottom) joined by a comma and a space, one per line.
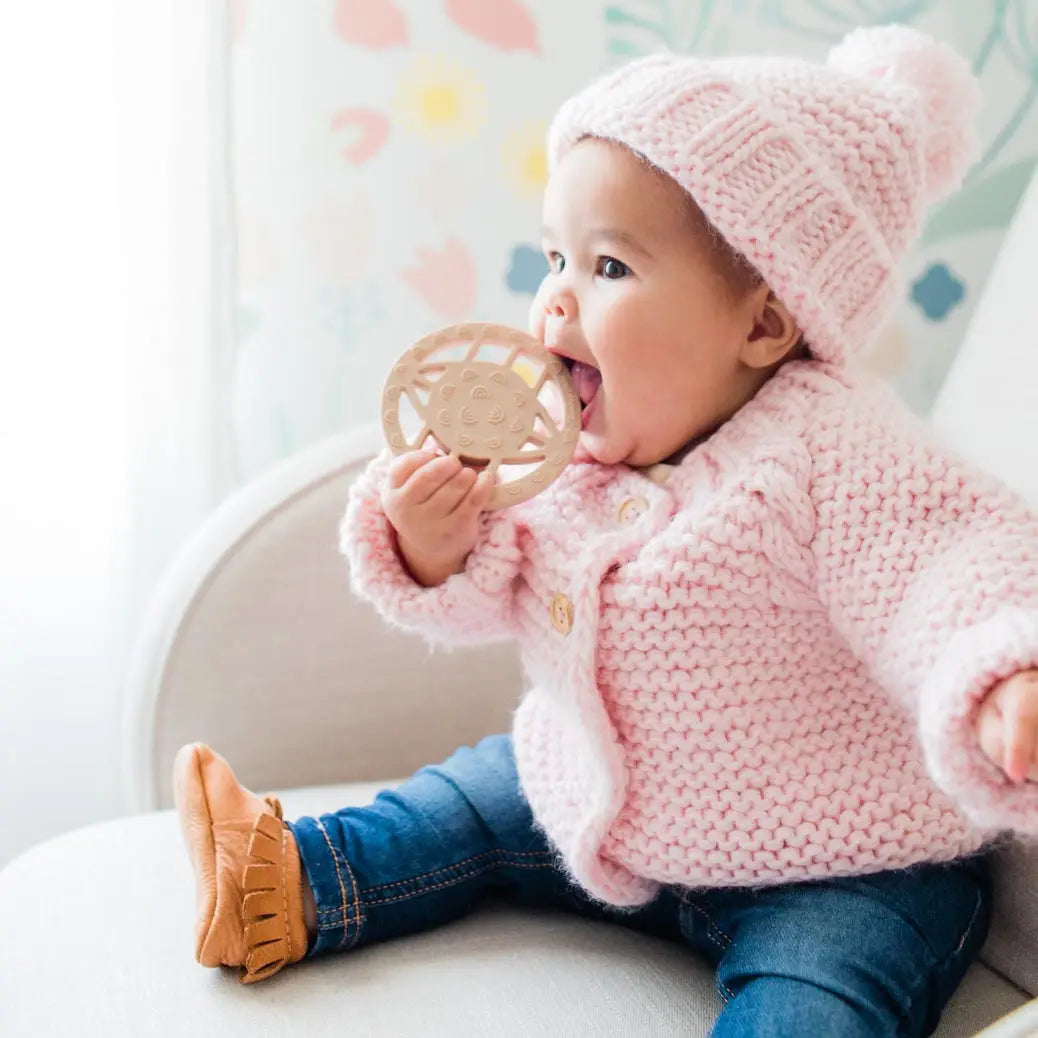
642, 463, 673, 485
616, 495, 649, 524
549, 592, 573, 635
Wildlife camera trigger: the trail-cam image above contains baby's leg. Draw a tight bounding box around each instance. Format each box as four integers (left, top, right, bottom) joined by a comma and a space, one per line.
288, 733, 647, 956
688, 854, 992, 1037
176, 733, 682, 984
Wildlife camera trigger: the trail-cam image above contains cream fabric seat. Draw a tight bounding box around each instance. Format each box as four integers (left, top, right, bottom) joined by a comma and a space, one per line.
0, 785, 1031, 1037
5, 177, 1038, 1037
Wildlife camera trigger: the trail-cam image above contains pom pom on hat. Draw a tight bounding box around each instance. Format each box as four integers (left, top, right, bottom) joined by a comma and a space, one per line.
828, 24, 981, 203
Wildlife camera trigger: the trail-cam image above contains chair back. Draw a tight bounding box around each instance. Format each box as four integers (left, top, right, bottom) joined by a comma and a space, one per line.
122, 425, 523, 812
930, 168, 1038, 998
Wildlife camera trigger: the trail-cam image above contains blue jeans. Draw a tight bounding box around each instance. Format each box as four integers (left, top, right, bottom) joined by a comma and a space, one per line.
287, 734, 991, 1037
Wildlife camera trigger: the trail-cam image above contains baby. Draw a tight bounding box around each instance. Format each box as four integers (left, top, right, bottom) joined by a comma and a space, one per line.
174, 25, 1038, 1037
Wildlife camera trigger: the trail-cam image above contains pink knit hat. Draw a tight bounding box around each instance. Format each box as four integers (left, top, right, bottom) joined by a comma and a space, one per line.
547, 25, 982, 367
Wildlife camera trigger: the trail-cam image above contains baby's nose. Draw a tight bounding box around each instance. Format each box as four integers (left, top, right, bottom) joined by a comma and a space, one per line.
530, 282, 577, 344
542, 287, 576, 320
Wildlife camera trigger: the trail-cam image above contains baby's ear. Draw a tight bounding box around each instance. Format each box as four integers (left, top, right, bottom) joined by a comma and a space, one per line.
741, 291, 802, 369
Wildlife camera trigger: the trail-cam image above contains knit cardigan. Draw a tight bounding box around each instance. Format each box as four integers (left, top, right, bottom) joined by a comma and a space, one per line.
342, 360, 1038, 907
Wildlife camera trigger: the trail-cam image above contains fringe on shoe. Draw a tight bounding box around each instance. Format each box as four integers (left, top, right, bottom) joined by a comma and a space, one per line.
239, 796, 299, 985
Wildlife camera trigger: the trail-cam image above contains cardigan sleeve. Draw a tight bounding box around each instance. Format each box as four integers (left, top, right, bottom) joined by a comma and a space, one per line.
804, 385, 1038, 834
340, 449, 523, 649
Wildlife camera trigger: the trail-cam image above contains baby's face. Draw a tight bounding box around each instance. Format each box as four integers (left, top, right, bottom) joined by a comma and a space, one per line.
531, 138, 767, 468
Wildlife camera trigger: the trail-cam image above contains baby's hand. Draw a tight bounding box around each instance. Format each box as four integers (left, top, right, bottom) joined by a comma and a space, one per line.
381, 449, 494, 587
975, 670, 1038, 783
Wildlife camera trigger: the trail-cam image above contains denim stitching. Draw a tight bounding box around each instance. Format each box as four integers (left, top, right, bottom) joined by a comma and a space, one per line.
340, 851, 364, 949
314, 818, 353, 949
681, 893, 735, 1003
362, 848, 552, 895
311, 848, 553, 917
942, 889, 983, 969
364, 858, 556, 907
681, 893, 733, 951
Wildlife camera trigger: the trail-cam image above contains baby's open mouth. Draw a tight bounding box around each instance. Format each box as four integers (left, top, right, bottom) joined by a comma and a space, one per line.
562, 356, 602, 412
560, 356, 602, 431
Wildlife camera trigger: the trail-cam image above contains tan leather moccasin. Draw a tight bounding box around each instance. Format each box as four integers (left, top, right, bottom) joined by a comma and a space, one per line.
172, 743, 309, 984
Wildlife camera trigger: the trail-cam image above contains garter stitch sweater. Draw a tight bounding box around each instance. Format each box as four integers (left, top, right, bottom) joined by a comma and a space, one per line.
343, 361, 1038, 907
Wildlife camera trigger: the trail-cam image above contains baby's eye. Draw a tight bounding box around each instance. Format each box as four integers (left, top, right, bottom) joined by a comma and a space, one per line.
597, 256, 631, 280
547, 251, 566, 274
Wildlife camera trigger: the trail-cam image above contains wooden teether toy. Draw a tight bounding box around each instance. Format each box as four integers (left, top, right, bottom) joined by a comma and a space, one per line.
381, 322, 581, 509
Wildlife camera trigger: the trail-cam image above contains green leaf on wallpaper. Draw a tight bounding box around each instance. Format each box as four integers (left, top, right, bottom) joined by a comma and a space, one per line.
605, 0, 715, 55
604, 5, 664, 36
921, 157, 1037, 245
608, 36, 647, 58
761, 0, 933, 42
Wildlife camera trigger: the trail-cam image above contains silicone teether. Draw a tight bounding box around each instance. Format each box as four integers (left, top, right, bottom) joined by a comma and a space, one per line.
381, 322, 581, 509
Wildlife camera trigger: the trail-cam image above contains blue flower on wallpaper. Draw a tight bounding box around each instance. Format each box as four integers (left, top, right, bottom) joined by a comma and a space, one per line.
321, 282, 388, 346
910, 263, 965, 321
506, 244, 548, 295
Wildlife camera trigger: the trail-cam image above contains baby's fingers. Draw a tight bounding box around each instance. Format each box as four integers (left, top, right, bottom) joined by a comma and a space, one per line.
461, 469, 496, 513
436, 464, 481, 515
443, 465, 500, 517
399, 453, 464, 505
1002, 675, 1038, 783
386, 448, 438, 490
977, 701, 1004, 771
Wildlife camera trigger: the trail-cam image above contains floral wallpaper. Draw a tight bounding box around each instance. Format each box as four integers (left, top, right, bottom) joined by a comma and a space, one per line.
229, 0, 1038, 481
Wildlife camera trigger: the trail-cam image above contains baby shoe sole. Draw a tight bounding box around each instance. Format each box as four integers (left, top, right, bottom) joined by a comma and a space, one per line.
172, 742, 221, 964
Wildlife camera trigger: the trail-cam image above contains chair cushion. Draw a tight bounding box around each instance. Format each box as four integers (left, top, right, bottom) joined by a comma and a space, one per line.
0, 782, 1028, 1037
985, 841, 1038, 996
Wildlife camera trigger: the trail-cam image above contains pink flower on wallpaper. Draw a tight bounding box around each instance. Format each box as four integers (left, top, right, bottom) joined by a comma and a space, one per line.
304, 191, 373, 287
330, 108, 390, 164
401, 238, 477, 320
334, 0, 408, 49
445, 0, 539, 54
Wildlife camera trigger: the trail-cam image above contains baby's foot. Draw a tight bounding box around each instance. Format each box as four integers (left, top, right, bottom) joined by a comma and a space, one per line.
173, 743, 309, 983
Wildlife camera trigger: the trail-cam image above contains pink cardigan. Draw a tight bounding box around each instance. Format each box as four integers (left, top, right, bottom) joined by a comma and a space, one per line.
343, 360, 1038, 907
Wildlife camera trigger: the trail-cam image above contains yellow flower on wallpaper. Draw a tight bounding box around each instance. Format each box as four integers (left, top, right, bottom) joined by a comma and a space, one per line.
396, 55, 487, 143
501, 120, 548, 200
513, 358, 539, 388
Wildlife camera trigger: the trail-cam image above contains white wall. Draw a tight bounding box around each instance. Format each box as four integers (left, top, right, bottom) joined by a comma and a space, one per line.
0, 2, 230, 865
